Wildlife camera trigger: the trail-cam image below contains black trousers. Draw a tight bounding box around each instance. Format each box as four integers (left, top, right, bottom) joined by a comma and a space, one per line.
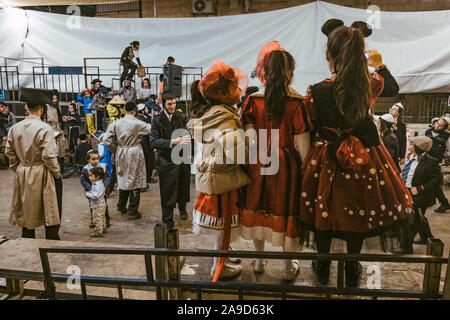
68, 126, 79, 152
120, 62, 137, 83
157, 158, 190, 226
400, 206, 433, 250
162, 203, 187, 228
118, 189, 141, 214
315, 231, 364, 255
435, 186, 449, 205
96, 109, 106, 132
22, 176, 63, 240
143, 148, 152, 181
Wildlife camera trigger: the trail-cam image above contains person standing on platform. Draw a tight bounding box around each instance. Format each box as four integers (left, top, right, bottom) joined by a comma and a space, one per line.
137, 78, 153, 104
6, 99, 63, 240
120, 41, 142, 84
77, 88, 95, 135
300, 26, 413, 287
188, 62, 250, 281
150, 91, 191, 229
240, 42, 311, 281
103, 102, 151, 219
425, 117, 450, 213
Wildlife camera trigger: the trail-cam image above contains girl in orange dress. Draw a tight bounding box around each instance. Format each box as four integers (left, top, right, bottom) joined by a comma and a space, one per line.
188, 60, 250, 281
240, 42, 312, 281
300, 26, 413, 287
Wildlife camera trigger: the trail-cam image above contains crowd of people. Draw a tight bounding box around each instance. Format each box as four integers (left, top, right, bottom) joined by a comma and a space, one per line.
2, 21, 450, 287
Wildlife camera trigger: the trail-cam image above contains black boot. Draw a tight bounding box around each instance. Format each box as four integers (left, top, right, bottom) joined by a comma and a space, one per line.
312, 260, 331, 285
345, 261, 362, 288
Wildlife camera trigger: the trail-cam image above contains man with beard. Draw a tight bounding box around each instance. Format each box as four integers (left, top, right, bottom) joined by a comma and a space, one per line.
150, 91, 191, 229
119, 79, 137, 104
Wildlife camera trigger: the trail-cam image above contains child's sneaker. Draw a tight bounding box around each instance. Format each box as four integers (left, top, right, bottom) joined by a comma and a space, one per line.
90, 231, 104, 238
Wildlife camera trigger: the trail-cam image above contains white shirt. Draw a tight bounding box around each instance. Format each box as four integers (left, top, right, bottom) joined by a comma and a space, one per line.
164, 110, 173, 122
85, 180, 106, 209
405, 154, 419, 189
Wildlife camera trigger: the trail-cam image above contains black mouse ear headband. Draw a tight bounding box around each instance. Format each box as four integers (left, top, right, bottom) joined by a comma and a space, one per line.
321, 18, 372, 38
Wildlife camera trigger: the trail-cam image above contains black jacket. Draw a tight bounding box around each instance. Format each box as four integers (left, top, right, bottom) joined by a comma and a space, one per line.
393, 120, 407, 160
411, 154, 442, 208
425, 128, 449, 162
74, 142, 92, 166
138, 113, 152, 152
377, 67, 400, 97
150, 111, 189, 163
382, 129, 400, 170
120, 46, 141, 66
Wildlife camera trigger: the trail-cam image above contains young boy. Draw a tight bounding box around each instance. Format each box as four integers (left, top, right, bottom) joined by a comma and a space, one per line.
85, 167, 107, 237
393, 136, 442, 254
64, 103, 81, 153
74, 134, 91, 167
81, 150, 111, 228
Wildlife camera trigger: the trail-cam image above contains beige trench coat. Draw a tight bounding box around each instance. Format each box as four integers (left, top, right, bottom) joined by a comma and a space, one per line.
5, 115, 61, 229
103, 114, 151, 190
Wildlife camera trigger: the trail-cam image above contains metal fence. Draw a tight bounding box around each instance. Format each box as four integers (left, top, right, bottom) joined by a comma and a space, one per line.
38, 234, 450, 300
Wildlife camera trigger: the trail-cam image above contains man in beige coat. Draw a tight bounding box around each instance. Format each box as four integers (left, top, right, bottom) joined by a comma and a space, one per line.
103, 102, 151, 219
6, 100, 63, 239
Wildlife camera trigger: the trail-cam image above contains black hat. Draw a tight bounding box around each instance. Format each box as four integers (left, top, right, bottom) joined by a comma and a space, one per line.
321, 18, 344, 36
20, 88, 53, 109
131, 41, 140, 46
351, 21, 372, 38
91, 79, 102, 84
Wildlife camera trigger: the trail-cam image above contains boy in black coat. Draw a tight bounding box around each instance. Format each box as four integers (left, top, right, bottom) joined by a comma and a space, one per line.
394, 136, 442, 254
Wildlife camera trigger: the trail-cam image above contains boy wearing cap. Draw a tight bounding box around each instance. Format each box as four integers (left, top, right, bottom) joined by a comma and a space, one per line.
425, 117, 450, 213
92, 86, 109, 132
394, 136, 442, 254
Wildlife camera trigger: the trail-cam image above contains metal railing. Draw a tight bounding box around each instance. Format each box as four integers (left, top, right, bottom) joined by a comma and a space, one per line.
38, 237, 450, 300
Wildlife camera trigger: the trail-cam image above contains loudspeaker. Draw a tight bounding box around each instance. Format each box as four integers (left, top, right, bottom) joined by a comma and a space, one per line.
163, 64, 182, 98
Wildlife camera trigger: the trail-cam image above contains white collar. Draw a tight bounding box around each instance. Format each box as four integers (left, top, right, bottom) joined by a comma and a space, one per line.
164, 110, 173, 121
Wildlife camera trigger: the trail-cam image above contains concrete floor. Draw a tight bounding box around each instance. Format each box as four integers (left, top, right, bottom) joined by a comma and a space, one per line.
0, 169, 449, 299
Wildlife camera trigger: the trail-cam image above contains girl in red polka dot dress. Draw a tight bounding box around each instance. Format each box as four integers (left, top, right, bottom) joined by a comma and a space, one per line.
300, 26, 413, 287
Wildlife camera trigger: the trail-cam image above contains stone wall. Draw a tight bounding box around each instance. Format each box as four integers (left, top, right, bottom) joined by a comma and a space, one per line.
96, 0, 450, 18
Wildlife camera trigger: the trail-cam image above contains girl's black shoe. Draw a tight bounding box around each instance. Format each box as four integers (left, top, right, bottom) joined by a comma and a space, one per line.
345, 261, 362, 288
312, 260, 331, 285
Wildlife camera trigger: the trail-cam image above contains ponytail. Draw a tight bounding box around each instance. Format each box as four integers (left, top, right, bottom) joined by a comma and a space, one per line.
264, 50, 295, 121
328, 27, 372, 127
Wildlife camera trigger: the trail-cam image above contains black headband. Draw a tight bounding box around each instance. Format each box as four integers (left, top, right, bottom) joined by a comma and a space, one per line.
321, 19, 372, 38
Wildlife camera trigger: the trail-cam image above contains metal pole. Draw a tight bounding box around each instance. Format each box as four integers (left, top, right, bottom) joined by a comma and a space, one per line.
84, 58, 88, 89
167, 228, 181, 300
154, 223, 168, 300
423, 238, 444, 298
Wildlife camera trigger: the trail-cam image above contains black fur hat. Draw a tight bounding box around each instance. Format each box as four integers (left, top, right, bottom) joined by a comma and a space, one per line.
20, 88, 54, 110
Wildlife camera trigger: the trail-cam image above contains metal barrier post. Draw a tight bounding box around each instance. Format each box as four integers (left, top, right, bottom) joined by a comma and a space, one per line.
423, 238, 444, 298
154, 223, 168, 300
441, 253, 450, 300
167, 229, 181, 300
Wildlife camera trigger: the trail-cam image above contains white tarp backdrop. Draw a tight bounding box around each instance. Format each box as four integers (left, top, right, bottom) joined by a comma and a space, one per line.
1, 1, 450, 94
